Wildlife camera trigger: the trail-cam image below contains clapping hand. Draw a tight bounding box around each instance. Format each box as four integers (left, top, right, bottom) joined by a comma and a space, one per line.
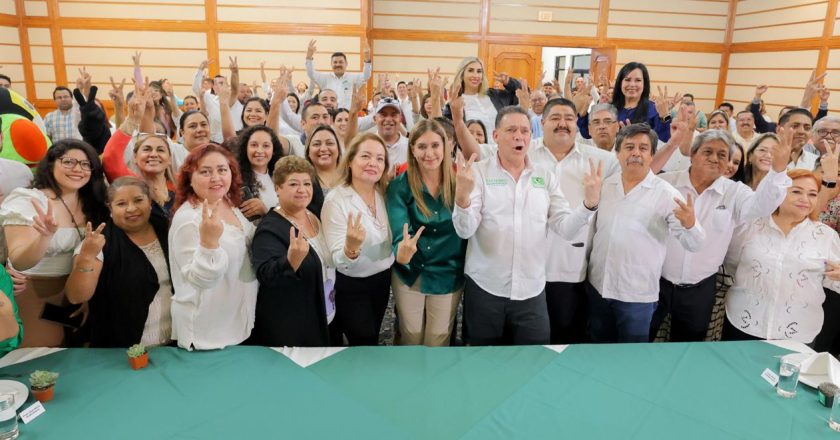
287, 226, 310, 271
673, 193, 696, 229
396, 223, 425, 265
31, 200, 58, 237
199, 199, 224, 249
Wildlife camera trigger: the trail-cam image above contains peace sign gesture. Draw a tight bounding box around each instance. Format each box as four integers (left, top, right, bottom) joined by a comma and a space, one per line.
673, 193, 696, 229
31, 200, 58, 237
654, 85, 681, 118
396, 223, 426, 265
109, 76, 126, 105
773, 126, 795, 173
199, 199, 224, 249
582, 159, 603, 210
345, 213, 366, 257
820, 139, 839, 183
287, 226, 310, 271
79, 222, 106, 258
455, 150, 477, 208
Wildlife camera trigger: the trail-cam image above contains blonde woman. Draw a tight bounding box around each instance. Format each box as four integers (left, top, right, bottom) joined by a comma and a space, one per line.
386, 120, 466, 346
444, 57, 520, 144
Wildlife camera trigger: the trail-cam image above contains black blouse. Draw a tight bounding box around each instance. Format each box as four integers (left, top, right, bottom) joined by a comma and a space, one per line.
250, 210, 329, 347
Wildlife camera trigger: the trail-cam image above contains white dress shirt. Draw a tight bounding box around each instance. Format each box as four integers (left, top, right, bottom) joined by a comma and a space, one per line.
305, 59, 372, 109
477, 140, 619, 283
231, 100, 244, 132
169, 202, 258, 350
192, 70, 224, 143
588, 171, 706, 303
660, 169, 790, 285
463, 94, 498, 145
452, 153, 595, 300
321, 184, 394, 277
788, 150, 818, 171
725, 216, 840, 342
384, 135, 408, 168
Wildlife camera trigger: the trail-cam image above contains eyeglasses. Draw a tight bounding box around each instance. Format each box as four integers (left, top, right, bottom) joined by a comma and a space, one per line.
817, 129, 840, 139
590, 119, 616, 127
58, 157, 93, 172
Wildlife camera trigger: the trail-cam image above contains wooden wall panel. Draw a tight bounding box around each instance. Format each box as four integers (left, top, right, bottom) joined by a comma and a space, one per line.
218, 0, 359, 25
0, 26, 25, 97
733, 0, 827, 43
25, 26, 54, 100
617, 49, 722, 113
821, 48, 840, 112
373, 0, 479, 32
489, 0, 599, 37
373, 39, 478, 85
23, 1, 47, 16
608, 0, 728, 43
724, 49, 819, 117
0, 2, 15, 15
58, 1, 205, 20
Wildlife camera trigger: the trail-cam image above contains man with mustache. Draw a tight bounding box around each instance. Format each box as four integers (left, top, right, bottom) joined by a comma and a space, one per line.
455, 98, 617, 343
452, 106, 602, 345
584, 104, 620, 152
305, 39, 371, 110
654, 129, 791, 342
780, 108, 817, 171
732, 111, 757, 149
191, 58, 239, 143
44, 86, 82, 142
587, 123, 705, 343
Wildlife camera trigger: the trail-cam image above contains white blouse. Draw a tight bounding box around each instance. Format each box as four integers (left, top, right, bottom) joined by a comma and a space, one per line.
321, 184, 394, 278
726, 216, 840, 343
462, 94, 497, 145
0, 188, 83, 277
138, 239, 173, 347
168, 202, 258, 350
255, 172, 279, 210
308, 225, 336, 323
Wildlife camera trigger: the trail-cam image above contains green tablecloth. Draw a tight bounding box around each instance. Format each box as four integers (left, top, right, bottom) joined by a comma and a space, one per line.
0, 342, 836, 439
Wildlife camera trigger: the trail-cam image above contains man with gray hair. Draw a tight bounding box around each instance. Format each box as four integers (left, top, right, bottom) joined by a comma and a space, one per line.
585, 103, 620, 151
806, 115, 840, 156
654, 129, 792, 341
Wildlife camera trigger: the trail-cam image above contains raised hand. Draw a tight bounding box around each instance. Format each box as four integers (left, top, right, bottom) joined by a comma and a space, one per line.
820, 139, 839, 182
198, 59, 212, 72
78, 67, 92, 96
516, 78, 531, 111
132, 51, 142, 68
79, 222, 106, 258
493, 71, 510, 86
217, 82, 231, 105
428, 67, 442, 96
31, 200, 58, 237
449, 94, 465, 123
306, 39, 317, 60
396, 223, 426, 265
673, 193, 696, 229
449, 75, 463, 100
618, 118, 632, 130
161, 79, 174, 96
228, 56, 239, 74
654, 85, 678, 118
350, 83, 366, 113
287, 226, 310, 271
754, 84, 768, 100
572, 89, 592, 116
126, 86, 146, 124
345, 213, 366, 257
820, 85, 831, 105
455, 150, 477, 208
363, 40, 371, 62
199, 199, 224, 249
270, 72, 289, 106
582, 159, 603, 210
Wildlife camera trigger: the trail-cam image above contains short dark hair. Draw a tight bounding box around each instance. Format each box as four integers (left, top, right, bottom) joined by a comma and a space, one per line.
53, 86, 71, 99
0, 74, 10, 84
331, 52, 347, 62
397, 81, 406, 87
542, 98, 577, 118
494, 105, 529, 129
683, 93, 694, 101
179, 110, 209, 131
778, 107, 813, 127
719, 102, 734, 112
615, 123, 658, 155
736, 110, 753, 119
302, 102, 328, 120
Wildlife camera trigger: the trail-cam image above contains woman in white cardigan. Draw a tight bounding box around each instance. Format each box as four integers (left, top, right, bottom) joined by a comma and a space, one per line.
724, 169, 840, 343
168, 143, 258, 350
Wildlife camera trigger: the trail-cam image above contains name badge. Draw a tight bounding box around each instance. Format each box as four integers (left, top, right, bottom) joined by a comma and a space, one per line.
531, 176, 546, 188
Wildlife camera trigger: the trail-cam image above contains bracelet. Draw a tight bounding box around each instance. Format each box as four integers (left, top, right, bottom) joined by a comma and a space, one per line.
584, 201, 598, 211
823, 179, 837, 189
77, 268, 95, 273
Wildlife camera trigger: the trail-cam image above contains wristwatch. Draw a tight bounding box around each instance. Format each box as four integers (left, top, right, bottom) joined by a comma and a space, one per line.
660, 115, 672, 123
823, 179, 837, 189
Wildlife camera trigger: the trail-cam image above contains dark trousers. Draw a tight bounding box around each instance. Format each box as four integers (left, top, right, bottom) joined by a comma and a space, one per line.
721, 317, 763, 341
812, 288, 840, 355
335, 269, 391, 346
545, 281, 588, 344
586, 282, 657, 343
650, 275, 717, 342
463, 276, 550, 346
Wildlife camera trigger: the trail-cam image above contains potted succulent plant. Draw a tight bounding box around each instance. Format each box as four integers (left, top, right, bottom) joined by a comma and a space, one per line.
29, 370, 58, 403
127, 343, 148, 370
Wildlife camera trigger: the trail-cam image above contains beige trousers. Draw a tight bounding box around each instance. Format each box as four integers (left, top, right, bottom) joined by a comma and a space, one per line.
392, 274, 461, 347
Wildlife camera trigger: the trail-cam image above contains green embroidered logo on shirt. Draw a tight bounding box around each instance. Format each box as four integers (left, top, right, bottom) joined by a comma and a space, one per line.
531, 176, 545, 188
486, 178, 508, 187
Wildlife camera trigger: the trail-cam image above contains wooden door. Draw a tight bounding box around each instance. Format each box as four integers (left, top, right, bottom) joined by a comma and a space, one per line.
487, 44, 541, 90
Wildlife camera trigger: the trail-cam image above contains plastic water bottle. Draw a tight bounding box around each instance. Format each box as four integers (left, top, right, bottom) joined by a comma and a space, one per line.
0, 394, 18, 440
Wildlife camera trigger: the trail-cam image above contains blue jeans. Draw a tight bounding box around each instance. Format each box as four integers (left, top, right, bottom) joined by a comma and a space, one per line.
586, 282, 657, 343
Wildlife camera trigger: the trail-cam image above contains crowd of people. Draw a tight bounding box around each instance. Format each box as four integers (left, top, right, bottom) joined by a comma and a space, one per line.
0, 41, 839, 355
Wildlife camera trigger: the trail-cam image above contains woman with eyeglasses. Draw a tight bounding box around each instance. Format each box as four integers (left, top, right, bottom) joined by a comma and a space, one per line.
65, 177, 173, 348
0, 139, 108, 347
322, 133, 394, 346
169, 143, 258, 350
102, 89, 177, 217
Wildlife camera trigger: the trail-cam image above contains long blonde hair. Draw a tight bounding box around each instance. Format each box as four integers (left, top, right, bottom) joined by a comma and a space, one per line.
406, 120, 455, 218
133, 133, 176, 184
454, 57, 489, 95
338, 132, 390, 193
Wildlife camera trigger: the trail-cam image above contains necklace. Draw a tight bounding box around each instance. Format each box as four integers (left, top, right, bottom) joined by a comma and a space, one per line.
54, 195, 84, 242
276, 207, 316, 239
